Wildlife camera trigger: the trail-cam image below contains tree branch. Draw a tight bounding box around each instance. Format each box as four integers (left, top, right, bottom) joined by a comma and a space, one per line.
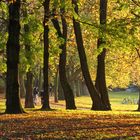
131, 0, 140, 7
135, 48, 140, 58
131, 11, 140, 18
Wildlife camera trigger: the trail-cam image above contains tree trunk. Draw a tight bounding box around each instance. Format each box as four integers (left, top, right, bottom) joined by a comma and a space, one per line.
95, 47, 111, 110
38, 67, 43, 91
25, 71, 34, 108
72, 0, 107, 110
24, 22, 34, 108
54, 67, 59, 103
5, 0, 24, 114
95, 0, 111, 110
41, 0, 51, 110
58, 77, 65, 100
51, 3, 76, 109
19, 73, 26, 98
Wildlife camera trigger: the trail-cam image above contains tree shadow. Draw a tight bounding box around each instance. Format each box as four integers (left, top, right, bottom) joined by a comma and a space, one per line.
0, 111, 27, 115
0, 112, 5, 115
33, 108, 57, 112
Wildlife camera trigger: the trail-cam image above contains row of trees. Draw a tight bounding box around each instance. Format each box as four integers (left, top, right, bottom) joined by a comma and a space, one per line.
0, 0, 139, 113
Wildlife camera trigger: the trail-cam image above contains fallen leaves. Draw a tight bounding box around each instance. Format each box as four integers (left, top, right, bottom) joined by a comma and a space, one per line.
0, 110, 140, 139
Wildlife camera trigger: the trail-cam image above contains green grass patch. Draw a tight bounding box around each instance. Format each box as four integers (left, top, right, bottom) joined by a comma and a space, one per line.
0, 91, 139, 113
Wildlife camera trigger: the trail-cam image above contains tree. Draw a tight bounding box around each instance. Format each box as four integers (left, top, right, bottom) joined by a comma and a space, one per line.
41, 0, 51, 110
72, 0, 107, 110
23, 0, 34, 108
5, 0, 24, 114
95, 0, 111, 110
51, 0, 76, 109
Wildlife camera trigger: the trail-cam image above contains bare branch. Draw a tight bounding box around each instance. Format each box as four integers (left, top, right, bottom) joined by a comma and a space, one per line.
131, 11, 140, 18
131, 0, 140, 7
135, 48, 140, 58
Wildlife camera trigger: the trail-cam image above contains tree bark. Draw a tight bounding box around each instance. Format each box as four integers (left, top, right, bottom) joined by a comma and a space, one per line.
5, 0, 24, 114
72, 0, 107, 110
38, 67, 43, 91
25, 71, 34, 108
58, 77, 65, 100
54, 67, 59, 103
95, 46, 111, 110
51, 2, 76, 109
95, 0, 111, 110
41, 0, 51, 110
22, 0, 35, 108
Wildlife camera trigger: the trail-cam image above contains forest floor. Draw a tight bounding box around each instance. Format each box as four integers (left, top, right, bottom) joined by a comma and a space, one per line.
0, 92, 140, 139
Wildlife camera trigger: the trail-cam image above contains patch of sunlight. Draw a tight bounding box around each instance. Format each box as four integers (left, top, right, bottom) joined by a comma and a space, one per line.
0, 91, 139, 114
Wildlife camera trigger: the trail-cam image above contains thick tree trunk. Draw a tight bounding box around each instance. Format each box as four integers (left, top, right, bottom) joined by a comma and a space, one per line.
58, 37, 76, 108
25, 71, 34, 108
24, 22, 34, 108
72, 0, 107, 110
95, 0, 111, 110
5, 0, 24, 114
95, 47, 111, 110
52, 3, 76, 109
58, 77, 65, 100
41, 0, 51, 110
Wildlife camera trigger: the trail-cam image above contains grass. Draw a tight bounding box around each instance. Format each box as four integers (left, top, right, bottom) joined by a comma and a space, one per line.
109, 91, 139, 111
50, 91, 139, 111
0, 92, 140, 139
0, 91, 139, 112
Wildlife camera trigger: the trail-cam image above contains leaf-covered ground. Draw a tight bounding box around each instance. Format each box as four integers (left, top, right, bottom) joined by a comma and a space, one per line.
0, 92, 140, 139
0, 110, 140, 140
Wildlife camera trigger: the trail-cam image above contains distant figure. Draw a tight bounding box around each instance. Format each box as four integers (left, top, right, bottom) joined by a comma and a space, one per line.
122, 98, 128, 104
33, 87, 39, 105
